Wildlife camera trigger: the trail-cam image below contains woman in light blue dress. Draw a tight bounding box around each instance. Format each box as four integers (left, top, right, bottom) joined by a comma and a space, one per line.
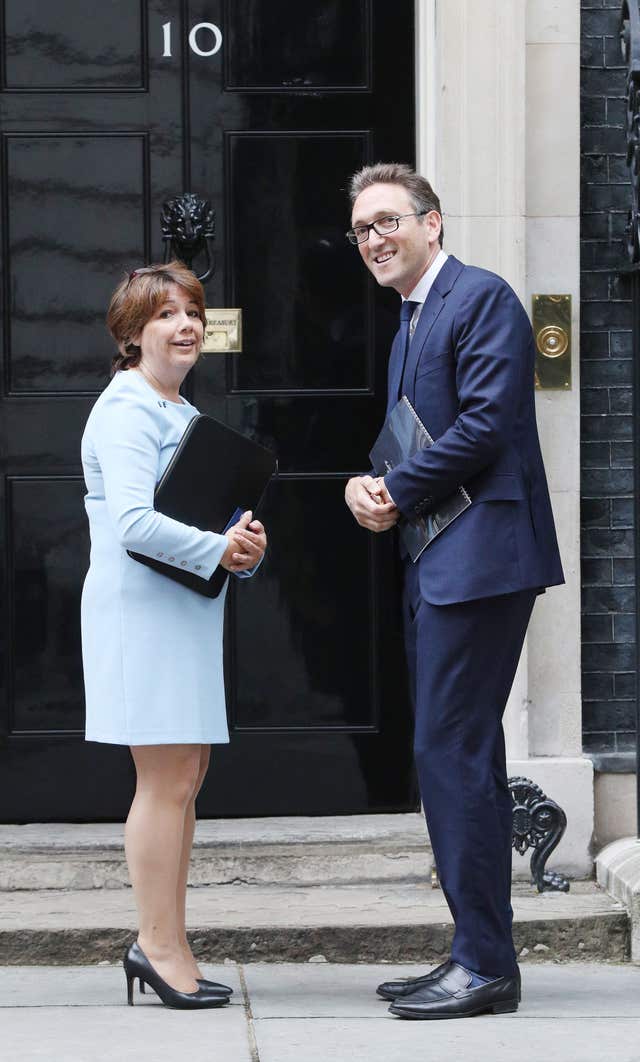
81, 261, 267, 1009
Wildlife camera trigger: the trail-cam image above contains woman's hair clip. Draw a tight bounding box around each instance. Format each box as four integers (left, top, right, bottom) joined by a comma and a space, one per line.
128, 266, 155, 283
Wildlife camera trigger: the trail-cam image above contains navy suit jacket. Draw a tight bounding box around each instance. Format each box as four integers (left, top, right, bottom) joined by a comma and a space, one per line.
384, 255, 564, 605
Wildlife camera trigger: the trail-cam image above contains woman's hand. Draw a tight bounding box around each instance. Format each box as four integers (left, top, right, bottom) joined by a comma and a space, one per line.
220, 511, 267, 572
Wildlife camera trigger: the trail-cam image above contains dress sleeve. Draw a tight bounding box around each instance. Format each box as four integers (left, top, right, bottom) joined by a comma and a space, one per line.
91, 390, 227, 581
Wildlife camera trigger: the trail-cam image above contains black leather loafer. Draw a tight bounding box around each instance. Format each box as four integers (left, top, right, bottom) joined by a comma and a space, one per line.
376, 960, 453, 1001
379, 962, 520, 1003
388, 962, 519, 1020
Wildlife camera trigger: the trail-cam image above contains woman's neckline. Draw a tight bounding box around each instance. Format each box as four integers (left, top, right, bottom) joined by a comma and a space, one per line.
127, 368, 187, 406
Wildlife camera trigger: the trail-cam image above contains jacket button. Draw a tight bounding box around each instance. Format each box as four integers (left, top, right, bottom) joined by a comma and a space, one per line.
168, 556, 175, 562
156, 552, 164, 558
195, 565, 202, 571
180, 560, 187, 567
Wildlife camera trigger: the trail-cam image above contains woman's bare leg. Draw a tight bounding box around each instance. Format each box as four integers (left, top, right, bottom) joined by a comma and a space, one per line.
177, 745, 211, 978
125, 744, 202, 993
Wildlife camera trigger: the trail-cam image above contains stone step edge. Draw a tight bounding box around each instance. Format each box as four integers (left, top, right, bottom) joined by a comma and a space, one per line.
0, 814, 429, 853
0, 836, 433, 853
0, 841, 431, 858
0, 912, 629, 966
0, 849, 434, 892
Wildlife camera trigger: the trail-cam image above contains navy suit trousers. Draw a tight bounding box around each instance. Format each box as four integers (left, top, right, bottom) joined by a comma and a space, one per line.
403, 559, 536, 978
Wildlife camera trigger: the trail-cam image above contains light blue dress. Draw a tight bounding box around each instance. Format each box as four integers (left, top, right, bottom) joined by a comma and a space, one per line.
81, 369, 248, 745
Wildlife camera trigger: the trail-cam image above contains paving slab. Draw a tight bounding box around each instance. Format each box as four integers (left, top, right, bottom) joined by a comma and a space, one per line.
2, 963, 637, 1062
253, 1015, 640, 1062
0, 1005, 250, 1062
248, 963, 640, 1062
0, 965, 249, 1062
0, 963, 243, 1007
243, 961, 640, 1019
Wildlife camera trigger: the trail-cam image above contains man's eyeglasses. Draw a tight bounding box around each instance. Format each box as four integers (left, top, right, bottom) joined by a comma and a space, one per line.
346, 211, 427, 246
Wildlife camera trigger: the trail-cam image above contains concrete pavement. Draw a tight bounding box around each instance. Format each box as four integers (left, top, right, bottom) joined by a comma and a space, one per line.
1, 962, 639, 1062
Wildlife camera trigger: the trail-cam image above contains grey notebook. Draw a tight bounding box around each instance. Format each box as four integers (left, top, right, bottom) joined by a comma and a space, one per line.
369, 396, 471, 562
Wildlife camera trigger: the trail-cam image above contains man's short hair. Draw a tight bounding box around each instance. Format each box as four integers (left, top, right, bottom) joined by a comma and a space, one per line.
348, 162, 444, 247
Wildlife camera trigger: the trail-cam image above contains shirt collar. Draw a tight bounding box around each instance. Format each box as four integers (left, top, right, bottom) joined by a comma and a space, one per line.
403, 249, 448, 306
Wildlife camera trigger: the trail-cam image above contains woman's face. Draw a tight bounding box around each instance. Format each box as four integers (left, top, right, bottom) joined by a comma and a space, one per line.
135, 283, 204, 380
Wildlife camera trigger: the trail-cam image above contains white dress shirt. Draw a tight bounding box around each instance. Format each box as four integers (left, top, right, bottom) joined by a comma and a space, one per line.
403, 248, 449, 338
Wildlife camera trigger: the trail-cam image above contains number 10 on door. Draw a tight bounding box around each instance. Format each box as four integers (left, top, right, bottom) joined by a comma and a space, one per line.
162, 22, 223, 58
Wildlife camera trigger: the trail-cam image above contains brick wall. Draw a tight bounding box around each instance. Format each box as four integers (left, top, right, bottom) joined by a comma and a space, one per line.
581, 0, 636, 764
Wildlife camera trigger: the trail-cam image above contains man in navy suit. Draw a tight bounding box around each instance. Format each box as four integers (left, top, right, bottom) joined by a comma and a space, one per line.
344, 163, 564, 1020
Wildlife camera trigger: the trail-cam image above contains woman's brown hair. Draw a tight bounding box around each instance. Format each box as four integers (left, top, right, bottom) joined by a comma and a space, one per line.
106, 260, 207, 375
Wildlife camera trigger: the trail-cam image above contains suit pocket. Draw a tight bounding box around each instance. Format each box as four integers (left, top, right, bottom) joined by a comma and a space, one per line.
470, 473, 525, 502
415, 350, 450, 378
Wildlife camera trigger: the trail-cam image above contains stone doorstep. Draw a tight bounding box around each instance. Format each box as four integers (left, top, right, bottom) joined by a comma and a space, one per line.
0, 882, 628, 966
0, 814, 575, 890
0, 850, 434, 891
596, 836, 640, 963
0, 815, 435, 890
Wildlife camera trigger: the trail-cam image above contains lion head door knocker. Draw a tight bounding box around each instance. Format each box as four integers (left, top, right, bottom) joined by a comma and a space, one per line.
161, 192, 215, 282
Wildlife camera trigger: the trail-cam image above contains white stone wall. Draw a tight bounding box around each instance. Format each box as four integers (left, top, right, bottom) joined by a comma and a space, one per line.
525, 2, 582, 761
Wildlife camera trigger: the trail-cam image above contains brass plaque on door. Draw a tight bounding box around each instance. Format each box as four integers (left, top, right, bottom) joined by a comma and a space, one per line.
532, 294, 571, 390
202, 308, 242, 353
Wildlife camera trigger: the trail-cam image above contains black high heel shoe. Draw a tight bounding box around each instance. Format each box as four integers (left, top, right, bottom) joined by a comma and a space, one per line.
198, 979, 233, 995
124, 942, 230, 1009
139, 977, 232, 997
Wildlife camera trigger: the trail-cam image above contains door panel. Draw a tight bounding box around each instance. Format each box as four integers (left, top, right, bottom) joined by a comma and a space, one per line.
230, 477, 375, 730
226, 131, 369, 392
224, 0, 371, 91
9, 477, 88, 733
3, 0, 146, 91
6, 134, 149, 391
0, 0, 417, 821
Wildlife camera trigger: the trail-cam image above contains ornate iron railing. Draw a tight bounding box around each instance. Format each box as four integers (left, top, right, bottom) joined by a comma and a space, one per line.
510, 778, 569, 892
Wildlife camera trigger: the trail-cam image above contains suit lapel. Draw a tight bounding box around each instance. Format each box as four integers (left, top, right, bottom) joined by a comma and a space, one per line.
402, 288, 445, 404
403, 255, 465, 405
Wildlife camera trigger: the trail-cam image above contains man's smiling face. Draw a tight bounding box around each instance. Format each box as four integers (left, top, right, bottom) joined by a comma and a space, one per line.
351, 182, 440, 298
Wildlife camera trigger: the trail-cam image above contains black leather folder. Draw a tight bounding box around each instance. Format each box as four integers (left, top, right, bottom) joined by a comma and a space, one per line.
128, 414, 277, 598
369, 396, 471, 562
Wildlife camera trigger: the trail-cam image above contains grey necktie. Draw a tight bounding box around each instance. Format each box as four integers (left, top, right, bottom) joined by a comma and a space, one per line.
398, 300, 418, 399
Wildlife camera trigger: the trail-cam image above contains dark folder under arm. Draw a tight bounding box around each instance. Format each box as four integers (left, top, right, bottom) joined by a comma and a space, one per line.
369, 396, 471, 562
128, 414, 277, 598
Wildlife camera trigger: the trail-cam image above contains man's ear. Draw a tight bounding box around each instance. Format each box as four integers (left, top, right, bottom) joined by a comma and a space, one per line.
425, 210, 442, 244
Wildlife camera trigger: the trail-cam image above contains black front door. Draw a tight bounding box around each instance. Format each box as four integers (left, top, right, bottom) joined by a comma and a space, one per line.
0, 0, 417, 821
